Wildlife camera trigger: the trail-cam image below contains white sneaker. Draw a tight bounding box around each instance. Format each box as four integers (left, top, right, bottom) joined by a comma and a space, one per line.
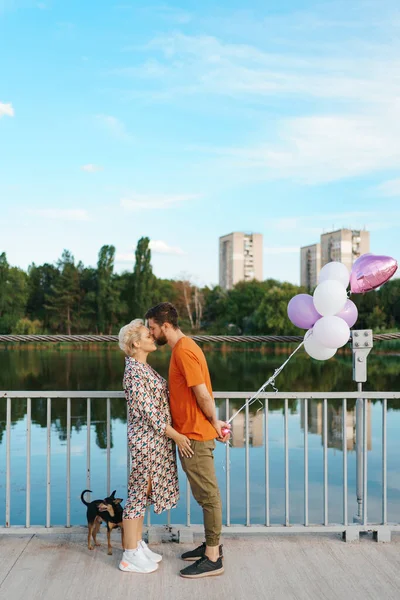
139, 540, 163, 563
119, 547, 158, 573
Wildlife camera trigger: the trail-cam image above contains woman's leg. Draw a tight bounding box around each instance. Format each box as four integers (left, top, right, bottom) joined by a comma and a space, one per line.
123, 517, 142, 550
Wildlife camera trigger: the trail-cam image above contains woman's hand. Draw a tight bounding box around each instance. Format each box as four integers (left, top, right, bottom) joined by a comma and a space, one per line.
175, 433, 194, 458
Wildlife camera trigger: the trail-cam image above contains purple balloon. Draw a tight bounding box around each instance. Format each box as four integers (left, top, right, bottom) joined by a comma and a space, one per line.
287, 294, 321, 330
350, 253, 398, 294
336, 299, 358, 328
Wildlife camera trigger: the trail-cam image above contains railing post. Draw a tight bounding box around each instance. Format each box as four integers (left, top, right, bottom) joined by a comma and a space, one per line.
352, 330, 373, 525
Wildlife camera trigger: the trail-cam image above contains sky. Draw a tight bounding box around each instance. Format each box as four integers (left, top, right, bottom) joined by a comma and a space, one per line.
0, 0, 399, 286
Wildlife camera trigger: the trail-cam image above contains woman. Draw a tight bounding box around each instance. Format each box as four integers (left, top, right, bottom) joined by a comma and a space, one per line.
118, 319, 193, 574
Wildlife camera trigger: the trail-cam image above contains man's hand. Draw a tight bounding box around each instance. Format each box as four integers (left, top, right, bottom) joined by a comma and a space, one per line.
211, 419, 231, 443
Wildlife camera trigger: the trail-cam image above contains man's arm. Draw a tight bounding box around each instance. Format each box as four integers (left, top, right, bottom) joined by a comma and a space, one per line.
192, 383, 230, 441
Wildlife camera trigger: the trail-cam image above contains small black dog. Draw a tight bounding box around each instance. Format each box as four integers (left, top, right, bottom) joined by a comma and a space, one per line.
81, 489, 124, 555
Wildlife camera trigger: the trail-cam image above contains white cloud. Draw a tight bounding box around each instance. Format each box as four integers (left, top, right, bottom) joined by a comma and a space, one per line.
374, 178, 400, 197
0, 102, 14, 118
149, 240, 184, 255
80, 164, 103, 173
27, 209, 90, 221
116, 240, 184, 262
119, 23, 400, 184
120, 192, 200, 210
95, 114, 131, 140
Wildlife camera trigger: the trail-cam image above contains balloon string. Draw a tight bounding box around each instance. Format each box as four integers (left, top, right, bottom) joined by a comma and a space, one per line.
226, 340, 305, 425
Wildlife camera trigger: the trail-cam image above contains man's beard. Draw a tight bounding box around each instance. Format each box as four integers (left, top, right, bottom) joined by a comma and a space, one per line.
155, 333, 168, 346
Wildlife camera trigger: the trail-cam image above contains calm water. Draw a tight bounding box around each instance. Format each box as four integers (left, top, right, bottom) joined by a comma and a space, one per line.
0, 345, 399, 528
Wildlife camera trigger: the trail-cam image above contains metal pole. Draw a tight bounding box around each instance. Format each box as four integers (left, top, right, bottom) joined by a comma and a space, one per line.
226, 398, 231, 527
26, 398, 31, 528
352, 330, 372, 524
304, 398, 309, 527
265, 399, 270, 527
245, 401, 250, 526
284, 398, 289, 526
356, 384, 363, 522
342, 398, 348, 526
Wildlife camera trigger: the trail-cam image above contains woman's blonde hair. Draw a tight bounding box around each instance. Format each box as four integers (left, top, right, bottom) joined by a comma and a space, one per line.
118, 319, 144, 356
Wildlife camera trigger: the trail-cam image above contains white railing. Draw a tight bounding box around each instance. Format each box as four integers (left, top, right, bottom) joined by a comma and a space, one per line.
1, 391, 400, 540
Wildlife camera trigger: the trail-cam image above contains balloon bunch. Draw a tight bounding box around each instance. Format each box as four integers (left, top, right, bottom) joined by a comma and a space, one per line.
288, 253, 398, 361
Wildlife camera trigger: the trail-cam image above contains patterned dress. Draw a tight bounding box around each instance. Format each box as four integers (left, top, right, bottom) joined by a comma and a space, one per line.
123, 356, 179, 519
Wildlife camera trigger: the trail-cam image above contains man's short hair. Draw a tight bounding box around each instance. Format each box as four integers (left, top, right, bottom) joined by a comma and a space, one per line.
145, 302, 179, 329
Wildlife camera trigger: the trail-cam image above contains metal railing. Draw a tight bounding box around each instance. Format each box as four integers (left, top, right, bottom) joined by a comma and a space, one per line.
1, 391, 400, 539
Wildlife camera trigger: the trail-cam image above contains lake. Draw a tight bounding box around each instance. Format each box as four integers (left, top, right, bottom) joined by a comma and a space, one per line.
1, 344, 399, 528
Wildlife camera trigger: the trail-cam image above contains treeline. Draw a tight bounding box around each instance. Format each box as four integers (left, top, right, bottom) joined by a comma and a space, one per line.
0, 238, 398, 335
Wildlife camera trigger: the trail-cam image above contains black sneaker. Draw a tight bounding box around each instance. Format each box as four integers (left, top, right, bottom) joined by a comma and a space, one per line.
181, 542, 223, 561
180, 556, 224, 579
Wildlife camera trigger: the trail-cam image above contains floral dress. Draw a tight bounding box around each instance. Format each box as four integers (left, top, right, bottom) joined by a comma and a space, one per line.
123, 356, 179, 519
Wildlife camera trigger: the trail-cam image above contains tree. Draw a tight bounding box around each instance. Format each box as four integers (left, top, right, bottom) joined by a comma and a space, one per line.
132, 237, 153, 318
366, 306, 387, 331
254, 282, 302, 335
0, 252, 29, 333
226, 280, 271, 334
45, 250, 80, 334
26, 262, 60, 330
377, 279, 400, 329
202, 285, 229, 332
96, 245, 119, 333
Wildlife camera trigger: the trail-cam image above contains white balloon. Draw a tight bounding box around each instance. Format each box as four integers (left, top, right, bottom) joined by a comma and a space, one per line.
313, 280, 348, 316
313, 316, 350, 349
318, 262, 350, 288
304, 330, 337, 361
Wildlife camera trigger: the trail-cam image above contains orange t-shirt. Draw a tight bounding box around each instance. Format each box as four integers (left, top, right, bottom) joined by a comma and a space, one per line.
169, 337, 217, 441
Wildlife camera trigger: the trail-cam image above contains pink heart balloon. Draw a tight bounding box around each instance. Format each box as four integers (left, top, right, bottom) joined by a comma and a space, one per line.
350, 253, 398, 293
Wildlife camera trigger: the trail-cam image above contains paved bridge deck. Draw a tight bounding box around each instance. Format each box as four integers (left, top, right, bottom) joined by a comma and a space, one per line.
1, 532, 400, 600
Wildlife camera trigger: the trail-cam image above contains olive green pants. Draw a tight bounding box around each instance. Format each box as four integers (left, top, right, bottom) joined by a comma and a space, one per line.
179, 439, 222, 547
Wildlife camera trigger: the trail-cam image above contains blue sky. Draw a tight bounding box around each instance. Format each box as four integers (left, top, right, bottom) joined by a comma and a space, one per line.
0, 0, 399, 286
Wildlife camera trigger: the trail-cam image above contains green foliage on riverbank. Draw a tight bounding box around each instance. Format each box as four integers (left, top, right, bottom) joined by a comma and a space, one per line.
0, 241, 399, 335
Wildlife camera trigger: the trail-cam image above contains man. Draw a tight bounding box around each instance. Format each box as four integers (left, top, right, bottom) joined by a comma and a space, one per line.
145, 302, 230, 579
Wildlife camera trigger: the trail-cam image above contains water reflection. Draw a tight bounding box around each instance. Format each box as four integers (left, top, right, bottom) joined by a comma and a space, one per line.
219, 405, 264, 447
0, 347, 399, 451
300, 400, 372, 451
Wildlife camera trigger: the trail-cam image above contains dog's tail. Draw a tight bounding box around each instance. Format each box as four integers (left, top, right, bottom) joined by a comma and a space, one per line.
80, 490, 93, 506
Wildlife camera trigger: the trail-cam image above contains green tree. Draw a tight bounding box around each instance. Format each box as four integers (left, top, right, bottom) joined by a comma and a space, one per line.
132, 237, 153, 318
0, 252, 29, 333
226, 280, 271, 334
202, 286, 229, 332
377, 279, 400, 329
96, 245, 119, 333
45, 250, 80, 334
254, 282, 302, 335
26, 263, 60, 330
13, 318, 42, 334
352, 291, 379, 329
366, 305, 387, 331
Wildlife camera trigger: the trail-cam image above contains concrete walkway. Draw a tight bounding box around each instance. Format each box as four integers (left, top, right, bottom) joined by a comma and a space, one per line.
1, 533, 400, 600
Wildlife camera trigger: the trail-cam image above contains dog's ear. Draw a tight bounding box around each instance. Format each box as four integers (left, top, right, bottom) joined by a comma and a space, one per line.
98, 503, 115, 517
113, 497, 123, 505
110, 490, 116, 498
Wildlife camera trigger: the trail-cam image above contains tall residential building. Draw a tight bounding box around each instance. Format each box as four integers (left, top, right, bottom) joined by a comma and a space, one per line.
300, 228, 370, 289
320, 229, 370, 272
219, 232, 263, 290
300, 243, 321, 290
